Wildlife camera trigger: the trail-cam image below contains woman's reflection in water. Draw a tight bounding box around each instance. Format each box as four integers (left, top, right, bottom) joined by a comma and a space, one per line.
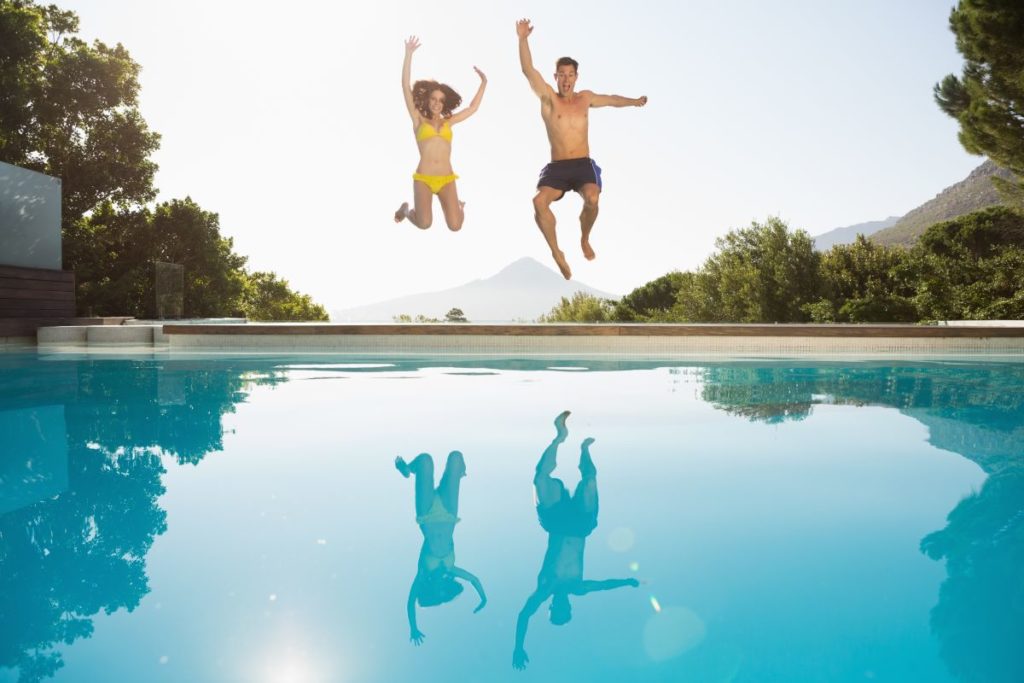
395, 451, 487, 645
512, 411, 639, 670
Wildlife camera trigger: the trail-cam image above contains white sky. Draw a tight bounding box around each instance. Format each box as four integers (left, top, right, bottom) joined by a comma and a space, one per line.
63, 0, 977, 310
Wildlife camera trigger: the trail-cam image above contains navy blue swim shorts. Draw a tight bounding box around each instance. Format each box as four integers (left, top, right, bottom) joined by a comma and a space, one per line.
537, 158, 602, 200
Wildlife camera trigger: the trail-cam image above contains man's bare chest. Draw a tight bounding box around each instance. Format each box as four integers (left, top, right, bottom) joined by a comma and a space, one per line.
547, 100, 588, 128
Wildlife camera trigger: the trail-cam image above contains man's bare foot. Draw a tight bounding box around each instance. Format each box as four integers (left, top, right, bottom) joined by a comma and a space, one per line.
579, 441, 596, 477
395, 456, 411, 478
394, 202, 409, 223
552, 250, 572, 280
554, 410, 570, 441
581, 239, 596, 261
447, 450, 467, 477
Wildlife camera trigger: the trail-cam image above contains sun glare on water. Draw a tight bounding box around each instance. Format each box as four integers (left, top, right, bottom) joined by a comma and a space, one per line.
263, 655, 326, 683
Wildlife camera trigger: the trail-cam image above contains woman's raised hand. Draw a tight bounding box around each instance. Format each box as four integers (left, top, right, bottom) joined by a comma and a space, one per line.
473, 66, 487, 83
405, 36, 421, 54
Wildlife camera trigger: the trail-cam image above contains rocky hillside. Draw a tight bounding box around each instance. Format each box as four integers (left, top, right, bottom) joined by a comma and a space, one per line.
871, 160, 1014, 247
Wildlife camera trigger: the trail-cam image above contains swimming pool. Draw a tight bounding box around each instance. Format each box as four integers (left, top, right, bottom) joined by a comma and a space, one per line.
1, 351, 1022, 682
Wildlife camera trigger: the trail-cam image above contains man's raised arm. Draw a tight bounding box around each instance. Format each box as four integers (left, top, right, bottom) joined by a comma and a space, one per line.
516, 19, 550, 98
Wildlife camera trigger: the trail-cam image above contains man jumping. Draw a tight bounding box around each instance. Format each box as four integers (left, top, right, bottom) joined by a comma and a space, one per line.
516, 18, 648, 279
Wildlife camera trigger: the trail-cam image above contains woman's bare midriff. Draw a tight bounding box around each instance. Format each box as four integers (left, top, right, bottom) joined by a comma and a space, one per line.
415, 134, 454, 175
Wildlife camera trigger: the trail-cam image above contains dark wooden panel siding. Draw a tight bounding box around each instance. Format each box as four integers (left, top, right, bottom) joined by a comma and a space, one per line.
0, 265, 73, 282
0, 265, 76, 335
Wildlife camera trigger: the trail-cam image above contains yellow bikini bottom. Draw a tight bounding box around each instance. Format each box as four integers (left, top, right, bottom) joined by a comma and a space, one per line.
413, 173, 459, 194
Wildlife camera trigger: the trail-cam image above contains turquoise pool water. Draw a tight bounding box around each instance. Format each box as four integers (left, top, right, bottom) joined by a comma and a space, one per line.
1, 352, 1022, 683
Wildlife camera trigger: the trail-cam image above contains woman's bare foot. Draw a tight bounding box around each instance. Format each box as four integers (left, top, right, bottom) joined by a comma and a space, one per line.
581, 239, 596, 261
552, 250, 572, 280
394, 202, 409, 223
395, 456, 411, 478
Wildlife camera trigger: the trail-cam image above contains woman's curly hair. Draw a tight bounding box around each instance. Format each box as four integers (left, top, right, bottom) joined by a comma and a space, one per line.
412, 80, 462, 119
416, 574, 464, 607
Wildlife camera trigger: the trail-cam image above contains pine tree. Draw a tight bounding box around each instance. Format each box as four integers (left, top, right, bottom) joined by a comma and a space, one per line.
934, 1, 1024, 207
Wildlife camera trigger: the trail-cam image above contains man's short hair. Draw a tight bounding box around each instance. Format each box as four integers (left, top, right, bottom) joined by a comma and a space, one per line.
555, 57, 579, 72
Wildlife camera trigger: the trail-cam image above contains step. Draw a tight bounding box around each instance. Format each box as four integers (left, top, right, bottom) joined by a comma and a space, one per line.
38, 324, 163, 346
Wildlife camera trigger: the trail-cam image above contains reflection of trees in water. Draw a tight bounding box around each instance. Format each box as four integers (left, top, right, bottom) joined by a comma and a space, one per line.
700, 363, 1024, 439
699, 361, 1024, 683
0, 443, 166, 682
72, 360, 286, 465
0, 358, 285, 682
921, 468, 1024, 683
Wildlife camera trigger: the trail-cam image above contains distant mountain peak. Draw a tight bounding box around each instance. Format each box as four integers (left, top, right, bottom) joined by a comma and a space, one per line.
332, 256, 618, 322
489, 256, 574, 284
499, 256, 544, 270
811, 216, 900, 251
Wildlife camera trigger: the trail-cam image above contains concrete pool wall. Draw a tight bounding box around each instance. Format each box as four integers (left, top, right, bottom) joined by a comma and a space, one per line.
27, 322, 1024, 356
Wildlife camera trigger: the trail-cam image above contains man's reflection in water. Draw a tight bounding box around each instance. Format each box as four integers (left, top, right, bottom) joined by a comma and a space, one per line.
512, 411, 639, 670
395, 451, 487, 646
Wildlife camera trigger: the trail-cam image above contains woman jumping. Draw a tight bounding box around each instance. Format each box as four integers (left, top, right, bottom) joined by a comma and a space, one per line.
394, 36, 486, 232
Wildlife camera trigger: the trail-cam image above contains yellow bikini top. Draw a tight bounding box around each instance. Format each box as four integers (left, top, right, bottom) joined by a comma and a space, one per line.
416, 120, 452, 143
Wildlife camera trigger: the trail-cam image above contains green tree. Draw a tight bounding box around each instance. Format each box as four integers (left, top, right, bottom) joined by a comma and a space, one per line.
148, 199, 248, 318
539, 291, 615, 322
803, 235, 918, 322
0, 1, 160, 233
1, 2, 328, 321
71, 198, 328, 320
912, 206, 1024, 320
444, 307, 468, 322
934, 0, 1024, 206
613, 271, 691, 321
240, 271, 329, 321
0, 1, 45, 158
674, 217, 821, 323
73, 198, 247, 317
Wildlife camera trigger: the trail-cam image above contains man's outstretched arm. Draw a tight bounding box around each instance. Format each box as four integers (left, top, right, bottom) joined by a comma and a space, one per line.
574, 577, 640, 595
513, 590, 547, 670
516, 19, 550, 99
589, 93, 648, 108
